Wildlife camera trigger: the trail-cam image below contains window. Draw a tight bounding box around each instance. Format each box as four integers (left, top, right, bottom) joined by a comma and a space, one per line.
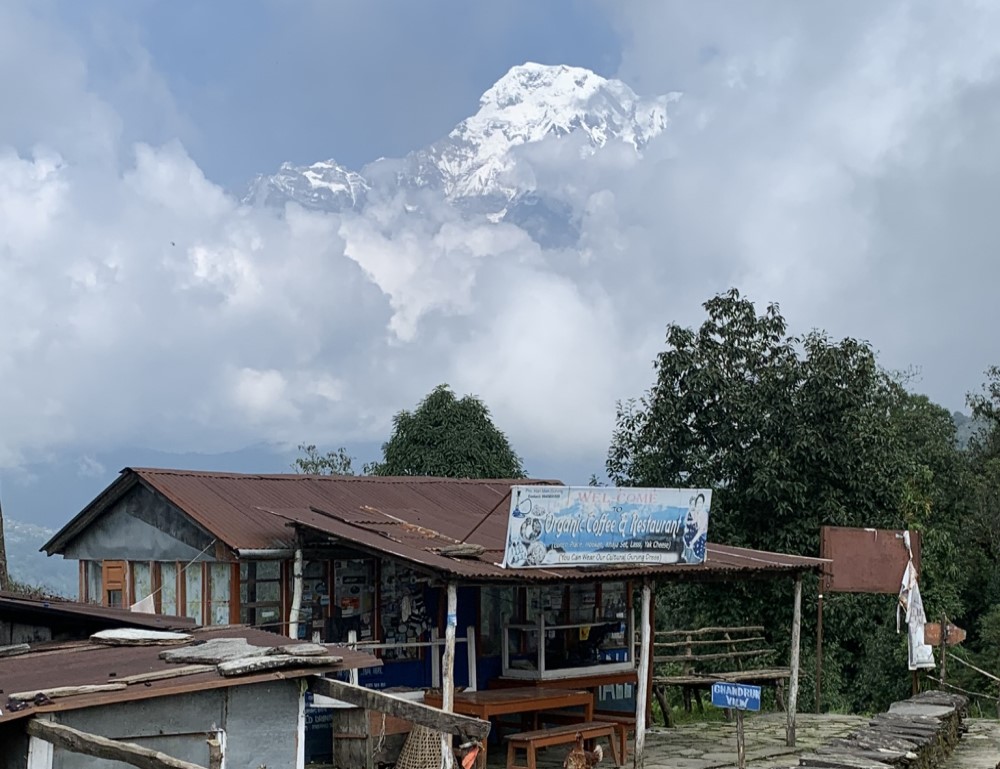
102, 561, 126, 608
132, 562, 152, 608
479, 586, 515, 657
240, 561, 282, 630
84, 561, 102, 604
159, 563, 178, 616
185, 564, 203, 624
208, 563, 233, 626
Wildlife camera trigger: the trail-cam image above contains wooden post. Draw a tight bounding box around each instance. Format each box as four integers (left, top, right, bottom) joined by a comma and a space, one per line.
735, 709, 746, 769
786, 574, 803, 747
466, 625, 478, 691
441, 581, 458, 769
815, 587, 824, 713
26, 720, 208, 769
288, 548, 304, 640
347, 630, 359, 686
647, 585, 655, 726
634, 578, 652, 769
939, 614, 948, 686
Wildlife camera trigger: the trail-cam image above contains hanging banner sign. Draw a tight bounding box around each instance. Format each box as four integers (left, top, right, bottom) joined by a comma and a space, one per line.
501, 486, 712, 568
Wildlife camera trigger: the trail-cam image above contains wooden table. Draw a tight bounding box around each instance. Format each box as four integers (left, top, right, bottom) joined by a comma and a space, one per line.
423, 687, 594, 764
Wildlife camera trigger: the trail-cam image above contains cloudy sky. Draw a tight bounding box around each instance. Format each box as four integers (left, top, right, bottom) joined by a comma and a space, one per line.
3, 0, 999, 525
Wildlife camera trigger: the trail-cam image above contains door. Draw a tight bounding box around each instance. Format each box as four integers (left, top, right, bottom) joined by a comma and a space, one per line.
102, 560, 127, 607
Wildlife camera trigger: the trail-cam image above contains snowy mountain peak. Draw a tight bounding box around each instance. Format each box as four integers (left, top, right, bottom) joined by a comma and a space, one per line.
435, 63, 676, 199
244, 158, 368, 211
245, 63, 677, 215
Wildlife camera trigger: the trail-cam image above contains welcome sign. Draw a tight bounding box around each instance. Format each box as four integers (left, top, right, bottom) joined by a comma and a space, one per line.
501, 486, 712, 568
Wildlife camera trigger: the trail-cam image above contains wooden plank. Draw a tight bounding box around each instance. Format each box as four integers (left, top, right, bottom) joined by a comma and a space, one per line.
308, 676, 491, 741
11, 683, 127, 701
111, 665, 216, 685
653, 649, 775, 663
0, 643, 31, 658
653, 636, 767, 649
26, 720, 207, 769
923, 622, 966, 646
216, 653, 342, 676
654, 626, 764, 637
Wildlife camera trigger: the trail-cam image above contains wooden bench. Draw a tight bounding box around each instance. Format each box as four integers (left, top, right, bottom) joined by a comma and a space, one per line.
506, 721, 621, 769
650, 625, 790, 726
536, 710, 636, 762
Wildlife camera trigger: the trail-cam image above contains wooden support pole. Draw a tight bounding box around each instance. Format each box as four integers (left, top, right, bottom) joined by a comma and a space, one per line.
466, 625, 478, 691
442, 581, 458, 769
26, 719, 208, 769
786, 574, 803, 747
308, 677, 490, 741
647, 585, 656, 726
634, 578, 652, 769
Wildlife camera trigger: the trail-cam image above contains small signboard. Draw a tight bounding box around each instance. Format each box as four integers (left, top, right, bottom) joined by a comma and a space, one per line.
502, 485, 712, 568
710, 682, 761, 769
710, 682, 762, 712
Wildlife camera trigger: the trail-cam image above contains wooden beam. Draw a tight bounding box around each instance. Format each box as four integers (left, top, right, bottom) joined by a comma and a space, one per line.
307, 676, 491, 741
26, 720, 208, 769
634, 578, 652, 769
786, 574, 803, 747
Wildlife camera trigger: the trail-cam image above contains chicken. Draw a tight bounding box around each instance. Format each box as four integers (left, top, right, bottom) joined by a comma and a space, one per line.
563, 732, 604, 769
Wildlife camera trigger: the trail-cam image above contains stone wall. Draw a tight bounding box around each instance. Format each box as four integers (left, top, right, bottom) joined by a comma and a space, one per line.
796, 691, 969, 769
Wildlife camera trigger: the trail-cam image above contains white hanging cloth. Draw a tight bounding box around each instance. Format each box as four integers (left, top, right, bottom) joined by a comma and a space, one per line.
896, 532, 935, 670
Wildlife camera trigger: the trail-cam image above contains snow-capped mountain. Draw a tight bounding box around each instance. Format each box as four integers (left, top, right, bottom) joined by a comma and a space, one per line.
244, 159, 368, 211
415, 62, 674, 201
244, 63, 678, 235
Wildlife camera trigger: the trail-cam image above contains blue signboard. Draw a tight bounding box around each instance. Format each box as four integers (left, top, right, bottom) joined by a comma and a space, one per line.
710, 682, 761, 712
502, 486, 712, 568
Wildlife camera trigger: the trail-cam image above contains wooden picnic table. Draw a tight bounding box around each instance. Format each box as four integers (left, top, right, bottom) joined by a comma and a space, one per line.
423, 687, 594, 764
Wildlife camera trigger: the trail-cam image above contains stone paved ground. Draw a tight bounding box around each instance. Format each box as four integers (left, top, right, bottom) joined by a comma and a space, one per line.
944, 719, 1000, 769
487, 713, 869, 769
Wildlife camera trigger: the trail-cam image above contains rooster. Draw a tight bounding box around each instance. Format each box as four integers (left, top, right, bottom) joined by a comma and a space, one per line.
563, 732, 603, 769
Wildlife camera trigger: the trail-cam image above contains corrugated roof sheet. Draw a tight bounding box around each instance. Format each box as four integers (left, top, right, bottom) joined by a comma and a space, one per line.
44, 467, 827, 582
271, 505, 826, 582
44, 468, 560, 554
0, 625, 379, 725
0, 591, 195, 631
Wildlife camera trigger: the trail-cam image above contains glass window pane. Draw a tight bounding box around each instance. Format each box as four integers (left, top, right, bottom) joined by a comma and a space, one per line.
160, 563, 177, 616
86, 561, 102, 604
185, 565, 203, 624
257, 561, 280, 580
210, 564, 231, 626
133, 563, 152, 606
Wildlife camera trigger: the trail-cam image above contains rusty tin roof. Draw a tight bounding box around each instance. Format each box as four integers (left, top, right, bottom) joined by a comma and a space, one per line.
0, 590, 195, 631
0, 625, 379, 725
43, 467, 826, 582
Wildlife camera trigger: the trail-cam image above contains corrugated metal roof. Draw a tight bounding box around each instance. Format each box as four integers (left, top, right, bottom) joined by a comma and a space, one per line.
0, 625, 379, 725
44, 467, 826, 582
44, 468, 560, 554
0, 591, 195, 631
272, 505, 827, 582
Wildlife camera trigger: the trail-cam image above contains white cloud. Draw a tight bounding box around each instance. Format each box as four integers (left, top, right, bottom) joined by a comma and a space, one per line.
4, 1, 1000, 484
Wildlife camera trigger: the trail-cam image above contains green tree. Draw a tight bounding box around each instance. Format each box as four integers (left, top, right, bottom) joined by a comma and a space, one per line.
369, 384, 525, 478
292, 444, 362, 476
607, 289, 969, 712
